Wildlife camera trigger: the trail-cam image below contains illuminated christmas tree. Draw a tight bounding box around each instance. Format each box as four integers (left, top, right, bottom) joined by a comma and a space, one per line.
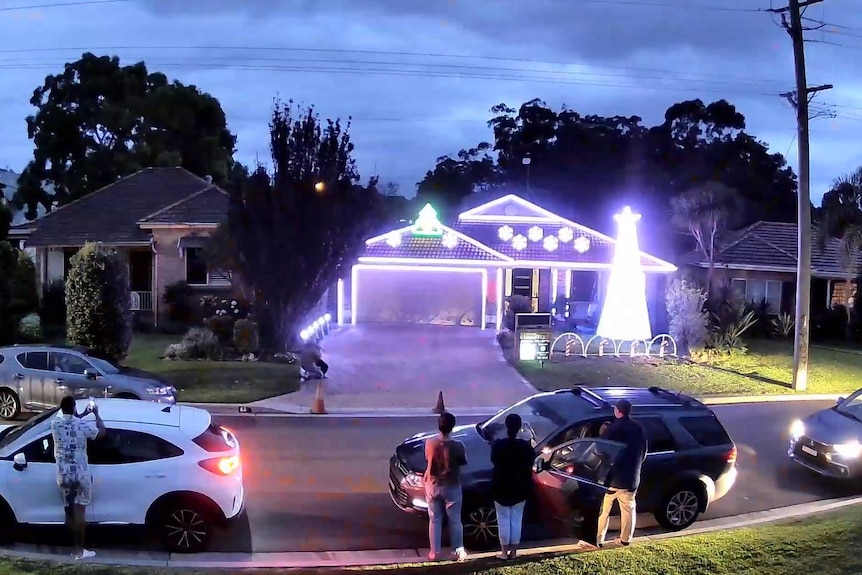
412, 203, 444, 237
597, 206, 652, 341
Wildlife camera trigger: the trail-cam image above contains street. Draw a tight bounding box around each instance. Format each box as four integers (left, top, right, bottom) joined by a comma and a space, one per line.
13, 399, 862, 552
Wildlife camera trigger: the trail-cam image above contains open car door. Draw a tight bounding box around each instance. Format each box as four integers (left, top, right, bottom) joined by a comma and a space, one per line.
532, 438, 625, 538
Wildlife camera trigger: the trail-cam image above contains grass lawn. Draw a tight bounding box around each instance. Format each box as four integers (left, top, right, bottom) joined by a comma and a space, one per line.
514, 338, 862, 397
6, 505, 862, 574
123, 334, 300, 404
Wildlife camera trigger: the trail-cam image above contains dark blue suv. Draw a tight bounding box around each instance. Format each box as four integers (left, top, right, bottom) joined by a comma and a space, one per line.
388, 386, 738, 548
789, 389, 862, 479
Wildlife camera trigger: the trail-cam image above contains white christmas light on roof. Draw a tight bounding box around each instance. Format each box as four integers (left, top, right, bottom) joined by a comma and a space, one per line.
574, 236, 590, 253
543, 235, 559, 252
528, 226, 544, 242
512, 234, 528, 251
442, 232, 458, 249
386, 233, 402, 248
498, 225, 514, 241
558, 227, 574, 243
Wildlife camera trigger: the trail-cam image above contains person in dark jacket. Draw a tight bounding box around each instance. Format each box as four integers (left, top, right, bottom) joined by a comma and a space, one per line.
490, 413, 534, 560
596, 398, 647, 547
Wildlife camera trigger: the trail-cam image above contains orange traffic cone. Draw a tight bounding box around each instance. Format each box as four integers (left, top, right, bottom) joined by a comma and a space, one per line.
433, 391, 445, 414
311, 380, 326, 415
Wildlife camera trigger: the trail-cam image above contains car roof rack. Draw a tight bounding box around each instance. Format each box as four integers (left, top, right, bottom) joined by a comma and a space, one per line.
648, 386, 695, 407
571, 385, 612, 408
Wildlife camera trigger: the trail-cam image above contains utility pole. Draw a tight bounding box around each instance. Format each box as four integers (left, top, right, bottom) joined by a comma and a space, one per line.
768, 0, 832, 391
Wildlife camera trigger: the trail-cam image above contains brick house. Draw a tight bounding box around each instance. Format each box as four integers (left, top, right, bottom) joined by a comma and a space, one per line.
682, 220, 862, 315
10, 167, 235, 325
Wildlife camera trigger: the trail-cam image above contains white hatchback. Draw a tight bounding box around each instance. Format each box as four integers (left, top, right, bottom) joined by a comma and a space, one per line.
0, 398, 245, 553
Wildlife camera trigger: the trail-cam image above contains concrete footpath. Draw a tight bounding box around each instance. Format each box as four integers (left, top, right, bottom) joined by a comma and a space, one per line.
4, 495, 861, 570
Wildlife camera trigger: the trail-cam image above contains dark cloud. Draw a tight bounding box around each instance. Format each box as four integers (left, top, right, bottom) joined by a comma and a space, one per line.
1, 0, 861, 200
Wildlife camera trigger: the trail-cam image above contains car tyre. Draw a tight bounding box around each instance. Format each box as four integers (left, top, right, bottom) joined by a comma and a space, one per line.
159, 500, 213, 553
655, 484, 703, 531
0, 498, 18, 542
0, 390, 21, 421
462, 503, 499, 550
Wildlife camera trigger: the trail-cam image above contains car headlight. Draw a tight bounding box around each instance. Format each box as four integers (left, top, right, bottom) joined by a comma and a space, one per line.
790, 419, 805, 440
146, 386, 172, 396
403, 473, 424, 488
833, 441, 862, 458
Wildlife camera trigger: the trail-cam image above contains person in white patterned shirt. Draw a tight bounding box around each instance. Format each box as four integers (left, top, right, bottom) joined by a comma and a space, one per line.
51, 396, 105, 560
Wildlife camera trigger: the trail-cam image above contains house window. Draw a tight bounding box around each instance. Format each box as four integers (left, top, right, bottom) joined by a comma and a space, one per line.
185, 248, 231, 287
830, 281, 857, 308
731, 279, 782, 313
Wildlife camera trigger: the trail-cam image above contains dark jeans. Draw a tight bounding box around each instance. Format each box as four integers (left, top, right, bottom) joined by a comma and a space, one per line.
316, 358, 329, 375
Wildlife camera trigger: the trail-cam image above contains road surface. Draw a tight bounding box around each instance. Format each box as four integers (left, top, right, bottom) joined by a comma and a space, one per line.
13, 400, 862, 552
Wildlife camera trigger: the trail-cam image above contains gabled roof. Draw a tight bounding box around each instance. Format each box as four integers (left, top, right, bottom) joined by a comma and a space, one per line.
684, 220, 862, 279
22, 168, 213, 247
138, 185, 228, 226
361, 224, 513, 264
458, 194, 560, 221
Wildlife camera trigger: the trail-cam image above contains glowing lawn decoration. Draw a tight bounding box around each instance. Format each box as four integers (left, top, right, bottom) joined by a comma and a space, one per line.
442, 232, 458, 249
597, 206, 652, 341
412, 204, 444, 237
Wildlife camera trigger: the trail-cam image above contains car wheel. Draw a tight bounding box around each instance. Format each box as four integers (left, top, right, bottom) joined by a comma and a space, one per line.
462, 504, 499, 550
0, 390, 20, 421
161, 502, 212, 553
655, 485, 703, 531
0, 498, 18, 542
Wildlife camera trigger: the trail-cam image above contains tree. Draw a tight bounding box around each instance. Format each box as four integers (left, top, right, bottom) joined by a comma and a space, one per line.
818, 167, 862, 327
222, 99, 382, 351
0, 242, 18, 345
665, 277, 709, 355
65, 243, 132, 362
14, 52, 236, 217
416, 143, 498, 220
0, 181, 10, 240
670, 181, 742, 294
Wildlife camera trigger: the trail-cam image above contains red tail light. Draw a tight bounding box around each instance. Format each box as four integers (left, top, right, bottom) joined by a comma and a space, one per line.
199, 455, 240, 476
725, 446, 738, 466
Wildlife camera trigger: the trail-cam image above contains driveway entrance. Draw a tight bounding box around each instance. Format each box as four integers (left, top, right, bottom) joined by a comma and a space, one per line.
257, 325, 532, 411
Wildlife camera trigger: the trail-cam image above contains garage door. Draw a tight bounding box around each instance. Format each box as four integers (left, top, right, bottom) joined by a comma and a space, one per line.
354, 267, 485, 327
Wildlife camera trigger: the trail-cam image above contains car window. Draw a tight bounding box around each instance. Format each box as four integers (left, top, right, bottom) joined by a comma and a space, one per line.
678, 415, 732, 447
0, 353, 5, 365
549, 439, 624, 485
19, 434, 55, 464
17, 351, 49, 371
481, 394, 591, 447
85, 356, 119, 375
545, 418, 613, 451
636, 417, 676, 453
50, 352, 94, 375
89, 429, 184, 465
0, 408, 59, 450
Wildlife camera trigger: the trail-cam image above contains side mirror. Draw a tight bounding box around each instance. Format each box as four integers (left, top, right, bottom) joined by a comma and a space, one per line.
838, 397, 845, 404
13, 453, 26, 470
84, 369, 99, 380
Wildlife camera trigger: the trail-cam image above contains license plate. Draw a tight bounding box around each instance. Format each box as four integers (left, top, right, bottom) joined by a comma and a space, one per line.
801, 445, 818, 457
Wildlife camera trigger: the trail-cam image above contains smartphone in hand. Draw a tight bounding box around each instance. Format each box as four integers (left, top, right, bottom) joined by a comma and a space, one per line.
88, 397, 95, 412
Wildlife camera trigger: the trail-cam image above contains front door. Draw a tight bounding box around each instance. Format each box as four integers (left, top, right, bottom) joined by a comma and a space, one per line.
533, 438, 624, 537
4, 433, 89, 524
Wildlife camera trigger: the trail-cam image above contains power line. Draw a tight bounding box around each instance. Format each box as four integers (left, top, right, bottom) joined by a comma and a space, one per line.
571, 0, 766, 11
0, 0, 131, 12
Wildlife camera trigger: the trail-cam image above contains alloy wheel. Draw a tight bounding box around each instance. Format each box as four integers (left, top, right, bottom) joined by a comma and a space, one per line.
665, 490, 699, 527
463, 506, 499, 547
0, 392, 19, 420
164, 508, 209, 552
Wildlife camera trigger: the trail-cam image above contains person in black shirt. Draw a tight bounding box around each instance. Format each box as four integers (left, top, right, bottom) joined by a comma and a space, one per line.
597, 399, 647, 547
490, 413, 535, 560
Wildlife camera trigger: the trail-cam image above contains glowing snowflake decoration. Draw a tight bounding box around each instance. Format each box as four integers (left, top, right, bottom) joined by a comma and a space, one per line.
557, 227, 574, 243
442, 232, 458, 249
498, 225, 514, 241
574, 236, 590, 253
386, 233, 402, 248
543, 235, 559, 252
528, 226, 544, 242
512, 234, 528, 251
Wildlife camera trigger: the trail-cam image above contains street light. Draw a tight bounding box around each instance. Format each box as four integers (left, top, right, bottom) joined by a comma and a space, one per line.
314, 182, 325, 193
522, 157, 531, 194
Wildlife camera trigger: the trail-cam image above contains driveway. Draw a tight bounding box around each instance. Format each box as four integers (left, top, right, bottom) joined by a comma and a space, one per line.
256, 325, 532, 411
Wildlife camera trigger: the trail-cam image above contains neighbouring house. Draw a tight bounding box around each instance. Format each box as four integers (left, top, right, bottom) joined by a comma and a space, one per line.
337, 194, 677, 331
681, 220, 862, 315
10, 167, 234, 325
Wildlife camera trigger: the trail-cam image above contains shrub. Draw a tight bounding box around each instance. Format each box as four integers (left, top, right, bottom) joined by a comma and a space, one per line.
17, 313, 42, 341
665, 278, 709, 355
0, 242, 19, 344
10, 251, 39, 318
206, 315, 237, 343
504, 295, 533, 331
201, 296, 251, 319
40, 279, 67, 327
772, 312, 795, 338
65, 243, 132, 362
233, 319, 260, 355
167, 327, 220, 360
163, 281, 193, 322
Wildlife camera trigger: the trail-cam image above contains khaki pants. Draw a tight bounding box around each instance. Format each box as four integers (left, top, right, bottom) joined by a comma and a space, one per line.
597, 489, 636, 545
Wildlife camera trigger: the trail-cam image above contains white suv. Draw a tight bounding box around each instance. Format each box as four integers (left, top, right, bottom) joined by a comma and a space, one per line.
0, 399, 244, 553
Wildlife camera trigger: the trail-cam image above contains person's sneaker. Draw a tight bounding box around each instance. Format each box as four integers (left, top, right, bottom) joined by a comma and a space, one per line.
74, 549, 96, 560
621, 541, 631, 547
454, 547, 469, 562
